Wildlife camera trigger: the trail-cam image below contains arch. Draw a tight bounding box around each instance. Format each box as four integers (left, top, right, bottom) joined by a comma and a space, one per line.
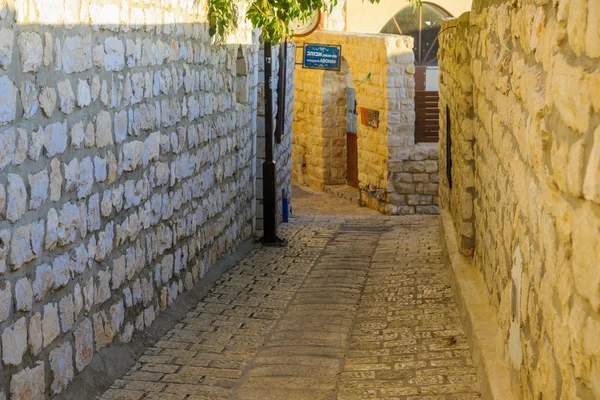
380, 2, 453, 66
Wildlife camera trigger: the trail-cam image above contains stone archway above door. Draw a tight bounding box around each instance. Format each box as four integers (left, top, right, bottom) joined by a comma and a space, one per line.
380, 2, 453, 69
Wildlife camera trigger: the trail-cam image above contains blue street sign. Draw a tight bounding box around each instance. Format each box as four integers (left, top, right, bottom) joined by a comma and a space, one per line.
302, 44, 341, 71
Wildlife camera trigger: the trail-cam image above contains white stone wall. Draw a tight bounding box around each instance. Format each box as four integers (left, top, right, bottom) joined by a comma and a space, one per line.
439, 0, 600, 397
256, 42, 294, 230
0, 0, 258, 398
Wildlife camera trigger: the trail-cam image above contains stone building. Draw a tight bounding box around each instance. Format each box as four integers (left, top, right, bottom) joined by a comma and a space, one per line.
0, 0, 293, 397
293, 30, 440, 215
438, 0, 600, 398
291, 0, 473, 215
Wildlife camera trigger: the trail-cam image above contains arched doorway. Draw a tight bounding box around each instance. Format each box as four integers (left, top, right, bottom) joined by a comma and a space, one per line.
380, 3, 452, 142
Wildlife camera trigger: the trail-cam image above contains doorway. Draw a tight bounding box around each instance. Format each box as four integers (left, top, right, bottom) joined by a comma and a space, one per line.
380, 2, 452, 143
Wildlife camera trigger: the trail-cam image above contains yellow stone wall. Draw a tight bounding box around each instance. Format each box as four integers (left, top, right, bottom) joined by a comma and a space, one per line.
293, 32, 395, 197
438, 0, 600, 397
438, 14, 475, 254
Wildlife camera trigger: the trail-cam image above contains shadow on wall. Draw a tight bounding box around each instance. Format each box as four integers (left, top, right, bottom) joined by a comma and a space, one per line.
0, 1, 269, 398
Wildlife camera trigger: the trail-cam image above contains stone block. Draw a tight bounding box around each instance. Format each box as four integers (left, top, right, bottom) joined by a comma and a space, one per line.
74, 318, 93, 372
583, 126, 600, 204
407, 194, 420, 205
0, 75, 16, 123
49, 342, 74, 394
0, 127, 15, 171
12, 128, 25, 167
77, 79, 92, 107
551, 56, 590, 134
1, 317, 27, 366
10, 361, 45, 400
59, 294, 75, 333
416, 205, 439, 214
44, 121, 68, 157
93, 310, 113, 351
21, 80, 39, 119
42, 302, 60, 347
15, 277, 33, 312
572, 203, 600, 311
96, 110, 113, 148
78, 157, 94, 199
39, 86, 57, 117
0, 28, 13, 68
11, 221, 43, 270
43, 32, 53, 67
0, 281, 10, 322
423, 183, 438, 195
28, 170, 49, 210
57, 79, 75, 114
29, 312, 43, 356
424, 160, 438, 173
62, 35, 92, 74
50, 158, 62, 201
404, 161, 425, 173
409, 147, 429, 161
33, 263, 53, 301
413, 173, 429, 183
6, 173, 26, 223
18, 32, 43, 72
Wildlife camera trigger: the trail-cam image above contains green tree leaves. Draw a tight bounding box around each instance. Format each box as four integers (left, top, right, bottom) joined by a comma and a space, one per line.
209, 0, 419, 44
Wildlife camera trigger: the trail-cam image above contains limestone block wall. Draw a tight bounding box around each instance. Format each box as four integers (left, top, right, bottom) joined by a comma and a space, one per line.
438, 0, 600, 397
385, 39, 440, 216
438, 14, 475, 254
293, 31, 436, 214
255, 41, 294, 230
293, 32, 384, 191
0, 0, 258, 398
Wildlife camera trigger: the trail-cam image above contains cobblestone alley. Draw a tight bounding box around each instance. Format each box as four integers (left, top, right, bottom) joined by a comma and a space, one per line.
99, 185, 481, 400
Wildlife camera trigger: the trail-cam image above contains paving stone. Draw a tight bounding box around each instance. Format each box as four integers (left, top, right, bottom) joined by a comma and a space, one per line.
101, 187, 480, 399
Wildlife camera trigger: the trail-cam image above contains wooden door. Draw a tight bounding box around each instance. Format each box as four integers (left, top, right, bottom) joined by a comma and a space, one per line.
415, 91, 439, 142
346, 88, 359, 188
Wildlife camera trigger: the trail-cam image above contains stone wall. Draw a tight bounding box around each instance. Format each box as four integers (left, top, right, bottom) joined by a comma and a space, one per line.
0, 0, 259, 398
439, 0, 600, 397
293, 31, 438, 214
438, 14, 475, 254
256, 42, 294, 230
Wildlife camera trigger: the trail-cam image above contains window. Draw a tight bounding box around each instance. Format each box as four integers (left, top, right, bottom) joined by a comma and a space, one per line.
381, 3, 452, 143
380, 3, 452, 67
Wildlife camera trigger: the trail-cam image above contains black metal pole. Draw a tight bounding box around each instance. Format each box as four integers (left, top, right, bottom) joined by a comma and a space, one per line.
260, 41, 285, 246
276, 39, 287, 144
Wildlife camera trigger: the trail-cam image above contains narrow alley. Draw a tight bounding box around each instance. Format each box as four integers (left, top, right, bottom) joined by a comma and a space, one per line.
99, 186, 481, 400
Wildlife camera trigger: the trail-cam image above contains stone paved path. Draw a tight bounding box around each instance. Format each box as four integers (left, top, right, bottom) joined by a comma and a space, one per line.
100, 185, 481, 400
